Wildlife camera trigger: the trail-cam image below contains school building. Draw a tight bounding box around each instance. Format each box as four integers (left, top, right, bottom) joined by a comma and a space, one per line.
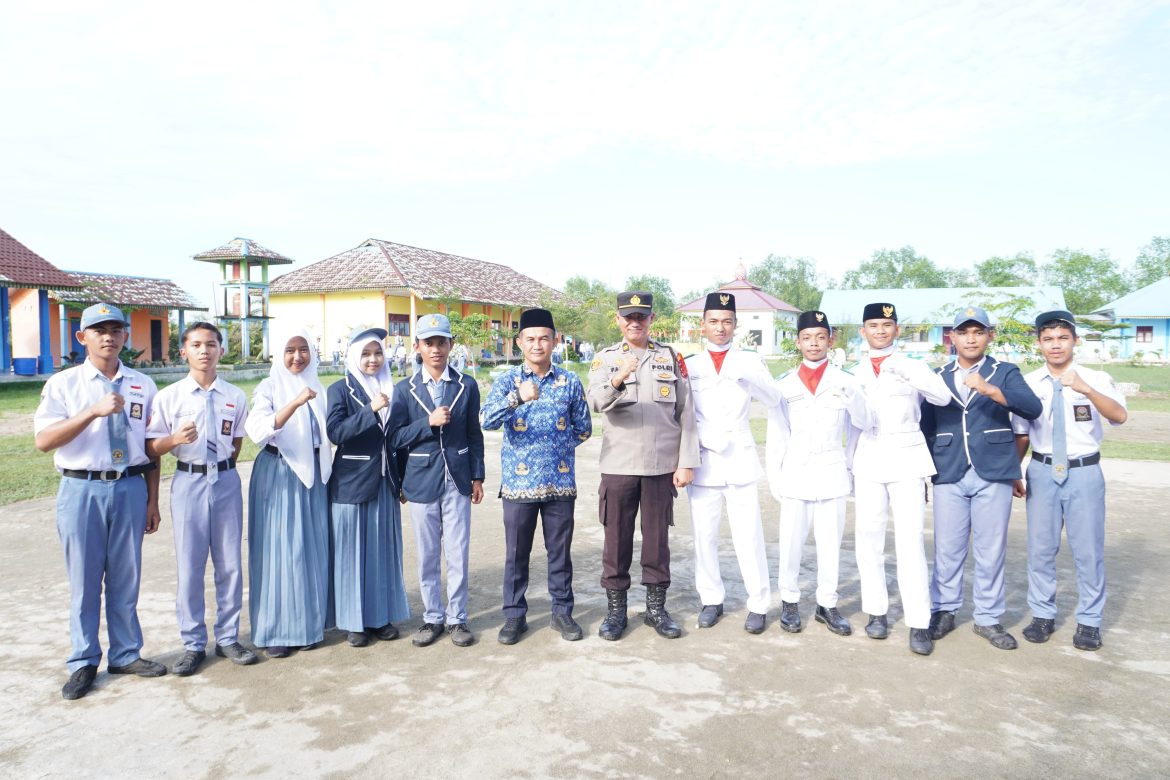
0, 227, 83, 375
676, 266, 800, 354
1092, 276, 1170, 360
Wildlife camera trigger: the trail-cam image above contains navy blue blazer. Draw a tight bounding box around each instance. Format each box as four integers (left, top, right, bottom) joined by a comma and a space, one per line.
920, 357, 1042, 484
326, 374, 403, 504
387, 368, 486, 503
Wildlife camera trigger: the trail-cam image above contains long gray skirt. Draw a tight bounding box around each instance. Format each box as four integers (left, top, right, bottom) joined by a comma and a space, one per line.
331, 480, 410, 632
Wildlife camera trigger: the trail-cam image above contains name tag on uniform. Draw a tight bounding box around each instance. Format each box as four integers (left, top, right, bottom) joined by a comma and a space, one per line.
129, 402, 144, 420
1073, 404, 1092, 422
221, 419, 233, 436
786, 393, 805, 403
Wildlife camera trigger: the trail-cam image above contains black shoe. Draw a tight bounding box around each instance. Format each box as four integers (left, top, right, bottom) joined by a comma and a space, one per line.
498, 617, 528, 645
108, 657, 167, 677
62, 665, 97, 700
909, 628, 934, 656
814, 606, 852, 636
412, 623, 446, 647
865, 614, 889, 640
929, 610, 956, 641
371, 623, 400, 641
215, 642, 258, 665
172, 650, 205, 677
744, 612, 766, 634
265, 645, 291, 659
347, 631, 369, 648
779, 601, 802, 633
448, 623, 475, 647
1022, 617, 1056, 644
300, 642, 320, 651
697, 604, 723, 629
643, 584, 682, 639
599, 589, 628, 641
551, 613, 583, 641
973, 623, 1018, 650
1073, 624, 1102, 651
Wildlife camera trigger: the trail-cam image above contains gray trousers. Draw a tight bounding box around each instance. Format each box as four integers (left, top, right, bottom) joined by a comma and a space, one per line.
409, 479, 471, 625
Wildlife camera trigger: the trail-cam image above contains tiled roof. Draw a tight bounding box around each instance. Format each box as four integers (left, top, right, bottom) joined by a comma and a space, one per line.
819, 287, 1067, 325
678, 278, 800, 313
1093, 276, 1170, 319
52, 271, 203, 310
193, 237, 293, 264
0, 228, 82, 289
270, 238, 559, 307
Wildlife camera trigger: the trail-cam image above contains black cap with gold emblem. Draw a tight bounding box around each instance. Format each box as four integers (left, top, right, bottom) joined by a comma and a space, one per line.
703, 291, 735, 313
796, 309, 831, 334
617, 291, 653, 316
862, 302, 897, 323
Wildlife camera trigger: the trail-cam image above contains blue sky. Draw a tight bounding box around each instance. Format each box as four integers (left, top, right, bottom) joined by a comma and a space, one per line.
2, 1, 1168, 307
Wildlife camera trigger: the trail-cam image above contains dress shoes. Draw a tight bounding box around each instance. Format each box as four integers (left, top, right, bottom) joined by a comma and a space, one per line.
265, 645, 291, 659
865, 614, 889, 640
744, 612, 766, 634
108, 657, 167, 677
62, 665, 97, 701
814, 606, 852, 636
498, 616, 528, 645
215, 642, 258, 665
1022, 617, 1056, 644
909, 628, 934, 656
372, 623, 400, 641
1073, 624, 1102, 651
551, 613, 584, 641
448, 623, 476, 647
779, 602, 802, 633
301, 642, 320, 651
172, 650, 206, 677
697, 604, 723, 629
347, 631, 369, 647
929, 610, 956, 641
973, 623, 1018, 650
412, 623, 446, 647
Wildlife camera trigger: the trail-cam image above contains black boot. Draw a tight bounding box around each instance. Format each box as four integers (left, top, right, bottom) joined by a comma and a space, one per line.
599, 589, 628, 641
644, 584, 682, 639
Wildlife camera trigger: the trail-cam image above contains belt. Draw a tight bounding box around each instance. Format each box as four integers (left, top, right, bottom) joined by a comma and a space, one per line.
62, 462, 158, 481
176, 458, 237, 474
1031, 452, 1100, 468
264, 445, 319, 457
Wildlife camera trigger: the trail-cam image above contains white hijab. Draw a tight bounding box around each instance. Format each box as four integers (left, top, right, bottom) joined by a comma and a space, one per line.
270, 327, 332, 488
346, 335, 394, 424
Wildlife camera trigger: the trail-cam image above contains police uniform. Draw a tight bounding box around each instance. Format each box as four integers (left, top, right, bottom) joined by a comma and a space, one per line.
765, 310, 867, 636
1011, 310, 1127, 650
686, 292, 779, 632
852, 302, 952, 654
33, 303, 163, 697
586, 291, 700, 640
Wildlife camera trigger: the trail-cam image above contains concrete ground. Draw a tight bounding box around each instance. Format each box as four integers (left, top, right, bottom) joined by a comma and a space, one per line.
1, 433, 1168, 779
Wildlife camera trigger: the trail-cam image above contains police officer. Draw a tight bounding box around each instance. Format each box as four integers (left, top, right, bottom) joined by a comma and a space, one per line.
587, 291, 700, 640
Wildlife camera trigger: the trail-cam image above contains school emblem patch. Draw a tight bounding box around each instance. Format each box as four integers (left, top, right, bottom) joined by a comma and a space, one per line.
129, 402, 143, 420
1073, 404, 1092, 422
966, 307, 976, 316
430, 316, 439, 326
111, 449, 124, 461
221, 419, 233, 437
98, 305, 109, 314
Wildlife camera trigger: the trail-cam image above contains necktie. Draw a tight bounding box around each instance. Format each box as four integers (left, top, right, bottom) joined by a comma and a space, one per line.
870, 355, 889, 376
1050, 377, 1068, 484
798, 362, 828, 395
957, 368, 970, 405
431, 378, 446, 408
709, 350, 728, 374
102, 376, 128, 473
205, 389, 219, 485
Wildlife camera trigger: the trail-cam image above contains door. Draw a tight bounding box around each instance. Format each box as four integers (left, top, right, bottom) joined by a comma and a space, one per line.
151, 319, 163, 362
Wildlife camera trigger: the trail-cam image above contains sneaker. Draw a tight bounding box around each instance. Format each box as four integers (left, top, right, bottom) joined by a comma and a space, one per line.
551, 613, 584, 641
1072, 624, 1102, 651
412, 623, 445, 647
928, 610, 956, 641
498, 616, 528, 645
449, 623, 475, 647
1022, 617, 1056, 644
215, 642, 258, 665
972, 623, 1018, 650
347, 631, 369, 648
108, 657, 167, 677
372, 623, 400, 641
62, 665, 98, 700
172, 650, 206, 677
265, 646, 291, 659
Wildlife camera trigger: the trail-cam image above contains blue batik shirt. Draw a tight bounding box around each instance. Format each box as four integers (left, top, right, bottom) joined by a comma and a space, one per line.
480, 363, 592, 502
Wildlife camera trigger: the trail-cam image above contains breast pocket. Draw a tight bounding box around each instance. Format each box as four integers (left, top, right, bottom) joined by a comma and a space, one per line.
982, 428, 1014, 445
932, 432, 954, 453
654, 376, 677, 403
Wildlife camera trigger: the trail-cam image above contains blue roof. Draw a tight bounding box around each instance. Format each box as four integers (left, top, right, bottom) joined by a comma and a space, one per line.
1093, 277, 1170, 319
819, 287, 1067, 325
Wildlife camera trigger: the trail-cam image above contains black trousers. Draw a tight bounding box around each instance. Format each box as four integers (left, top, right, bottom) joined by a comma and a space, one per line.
599, 473, 674, 591
502, 498, 576, 618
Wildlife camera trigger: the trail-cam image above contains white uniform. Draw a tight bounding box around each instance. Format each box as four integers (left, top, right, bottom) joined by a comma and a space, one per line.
686, 348, 779, 614
765, 362, 867, 607
852, 352, 951, 629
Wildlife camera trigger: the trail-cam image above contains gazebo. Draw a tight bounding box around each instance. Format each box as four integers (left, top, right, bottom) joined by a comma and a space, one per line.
193, 238, 294, 361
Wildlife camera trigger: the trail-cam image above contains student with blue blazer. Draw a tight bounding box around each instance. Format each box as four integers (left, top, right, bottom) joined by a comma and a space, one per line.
327, 328, 410, 648
388, 314, 485, 648
920, 306, 1042, 650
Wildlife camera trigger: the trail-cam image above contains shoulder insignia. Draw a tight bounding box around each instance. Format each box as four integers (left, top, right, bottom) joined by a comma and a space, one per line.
590, 359, 602, 371
676, 353, 688, 378
656, 372, 674, 380
621, 343, 630, 352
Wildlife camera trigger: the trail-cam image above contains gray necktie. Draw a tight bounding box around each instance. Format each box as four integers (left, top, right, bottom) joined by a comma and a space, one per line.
205, 389, 219, 485
956, 368, 970, 405
101, 376, 128, 472
1050, 377, 1068, 484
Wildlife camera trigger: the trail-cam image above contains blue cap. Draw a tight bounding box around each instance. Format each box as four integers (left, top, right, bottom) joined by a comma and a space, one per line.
415, 313, 453, 340
953, 306, 992, 329
79, 303, 131, 330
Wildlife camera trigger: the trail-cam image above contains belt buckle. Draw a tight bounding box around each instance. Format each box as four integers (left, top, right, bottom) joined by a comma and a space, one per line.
97, 469, 120, 481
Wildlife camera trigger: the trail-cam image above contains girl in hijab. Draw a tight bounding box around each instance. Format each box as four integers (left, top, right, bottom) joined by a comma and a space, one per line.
326, 328, 410, 647
244, 329, 332, 658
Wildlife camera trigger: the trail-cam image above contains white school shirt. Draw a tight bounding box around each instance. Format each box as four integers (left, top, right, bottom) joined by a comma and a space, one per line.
1011, 364, 1126, 459
146, 375, 248, 464
33, 361, 157, 471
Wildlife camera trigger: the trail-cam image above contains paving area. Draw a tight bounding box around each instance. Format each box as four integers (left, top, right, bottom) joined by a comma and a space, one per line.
1, 433, 1168, 778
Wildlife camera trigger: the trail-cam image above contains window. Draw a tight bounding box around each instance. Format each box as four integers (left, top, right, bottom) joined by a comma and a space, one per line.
1136, 326, 1153, 343
387, 313, 410, 337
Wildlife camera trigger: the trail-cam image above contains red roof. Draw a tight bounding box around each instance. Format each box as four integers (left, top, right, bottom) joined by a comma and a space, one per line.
270, 238, 559, 307
677, 278, 800, 313
0, 228, 82, 289
193, 238, 293, 265
52, 272, 202, 310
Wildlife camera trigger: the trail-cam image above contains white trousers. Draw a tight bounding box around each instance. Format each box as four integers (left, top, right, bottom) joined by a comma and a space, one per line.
853, 477, 931, 629
778, 496, 845, 607
687, 483, 771, 614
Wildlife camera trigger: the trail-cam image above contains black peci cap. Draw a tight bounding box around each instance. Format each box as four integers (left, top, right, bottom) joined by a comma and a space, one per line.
519, 308, 556, 332
797, 310, 831, 333
862, 302, 897, 323
703, 291, 736, 313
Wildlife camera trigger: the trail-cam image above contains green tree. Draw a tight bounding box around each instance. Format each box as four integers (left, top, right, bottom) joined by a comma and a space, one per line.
1041, 248, 1127, 314
623, 275, 676, 316
747, 255, 823, 310
975, 252, 1038, 287
543, 276, 621, 348
1128, 236, 1170, 290
841, 246, 948, 289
